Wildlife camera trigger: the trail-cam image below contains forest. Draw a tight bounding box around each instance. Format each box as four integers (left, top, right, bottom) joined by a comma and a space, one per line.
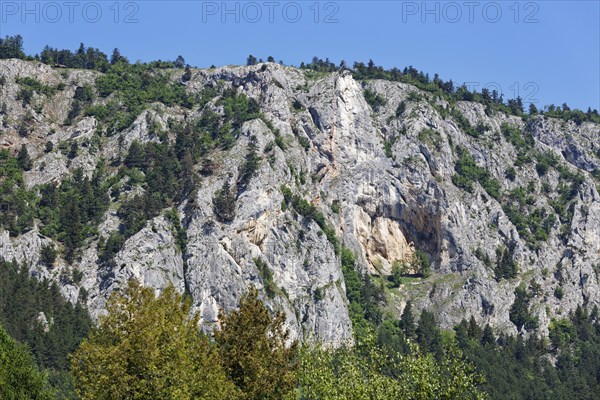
2, 255, 600, 399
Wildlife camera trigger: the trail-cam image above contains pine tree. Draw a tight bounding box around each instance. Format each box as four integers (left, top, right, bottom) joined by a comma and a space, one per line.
17, 144, 32, 171
468, 316, 482, 340
124, 140, 146, 169
399, 301, 416, 339
481, 324, 495, 345
213, 179, 236, 222
0, 324, 54, 399
174, 55, 185, 69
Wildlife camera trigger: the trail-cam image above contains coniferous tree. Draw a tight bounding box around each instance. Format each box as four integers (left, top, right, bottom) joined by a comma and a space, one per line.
481, 324, 495, 345
213, 179, 236, 222
17, 144, 32, 171
182, 65, 192, 82
174, 55, 185, 69
246, 55, 258, 66
0, 324, 54, 399
399, 301, 416, 339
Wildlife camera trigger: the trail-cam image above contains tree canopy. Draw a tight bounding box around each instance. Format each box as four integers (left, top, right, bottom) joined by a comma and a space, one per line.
69, 281, 237, 400
0, 323, 54, 400
215, 287, 299, 400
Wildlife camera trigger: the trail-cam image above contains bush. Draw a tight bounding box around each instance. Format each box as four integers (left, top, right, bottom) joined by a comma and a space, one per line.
453, 146, 501, 199
554, 287, 564, 299
414, 250, 431, 278
509, 285, 538, 331
363, 88, 387, 112
418, 128, 442, 149
254, 258, 277, 299
395, 101, 406, 117
44, 141, 54, 153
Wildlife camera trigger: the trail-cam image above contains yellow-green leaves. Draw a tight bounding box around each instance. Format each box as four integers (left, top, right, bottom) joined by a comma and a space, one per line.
215, 287, 299, 400
298, 335, 486, 400
69, 281, 237, 400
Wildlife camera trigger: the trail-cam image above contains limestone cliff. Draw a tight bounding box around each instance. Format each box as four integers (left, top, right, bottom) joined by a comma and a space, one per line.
1, 58, 599, 342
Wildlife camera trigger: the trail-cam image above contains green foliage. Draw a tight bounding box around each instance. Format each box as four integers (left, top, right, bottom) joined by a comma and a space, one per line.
554, 286, 564, 299
70, 281, 236, 400
509, 285, 538, 332
0, 259, 91, 373
16, 77, 57, 107
535, 151, 559, 176
341, 247, 384, 338
166, 208, 187, 253
215, 287, 298, 400
16, 144, 32, 171
0, 149, 36, 236
504, 167, 516, 181
450, 108, 488, 138
38, 167, 109, 262
66, 86, 94, 125
40, 244, 57, 268
416, 309, 443, 354
473, 247, 492, 268
87, 63, 194, 134
99, 138, 194, 264
500, 123, 534, 159
280, 185, 339, 251
400, 301, 416, 339
213, 179, 237, 222
236, 136, 261, 196
254, 258, 277, 299
418, 128, 442, 150
395, 101, 406, 117
297, 135, 311, 151
363, 88, 387, 112
414, 249, 431, 278
219, 89, 260, 127
383, 137, 395, 158
502, 187, 555, 248
542, 104, 600, 125
0, 35, 26, 59
330, 200, 341, 214
292, 99, 304, 111
0, 323, 54, 400
457, 307, 600, 399
452, 146, 501, 200
494, 244, 519, 281
298, 336, 486, 400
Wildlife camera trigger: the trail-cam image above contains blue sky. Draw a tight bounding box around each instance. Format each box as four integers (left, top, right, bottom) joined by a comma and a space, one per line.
1, 0, 598, 109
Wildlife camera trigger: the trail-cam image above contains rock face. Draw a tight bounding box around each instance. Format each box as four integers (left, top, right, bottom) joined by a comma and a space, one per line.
1, 59, 599, 342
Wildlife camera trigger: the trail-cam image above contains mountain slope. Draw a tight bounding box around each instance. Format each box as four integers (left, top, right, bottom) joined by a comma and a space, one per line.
1, 58, 599, 343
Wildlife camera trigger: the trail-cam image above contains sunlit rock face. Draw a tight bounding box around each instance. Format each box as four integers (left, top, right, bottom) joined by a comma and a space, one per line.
1, 58, 599, 342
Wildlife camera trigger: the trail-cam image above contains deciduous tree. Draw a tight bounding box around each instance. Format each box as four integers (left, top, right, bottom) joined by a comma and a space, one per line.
215, 287, 298, 400
70, 280, 237, 400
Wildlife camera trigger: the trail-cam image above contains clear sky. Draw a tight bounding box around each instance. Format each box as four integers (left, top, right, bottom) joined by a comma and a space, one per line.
1, 0, 598, 110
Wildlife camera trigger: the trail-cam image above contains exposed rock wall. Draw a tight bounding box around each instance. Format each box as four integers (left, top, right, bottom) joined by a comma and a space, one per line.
1, 59, 599, 342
